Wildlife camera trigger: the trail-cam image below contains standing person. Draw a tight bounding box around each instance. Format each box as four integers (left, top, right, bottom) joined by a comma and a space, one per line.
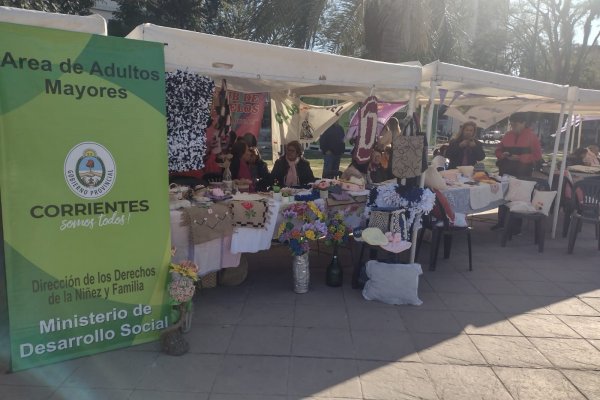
491, 112, 543, 232
494, 112, 542, 178
319, 121, 346, 178
445, 121, 486, 169
271, 140, 315, 187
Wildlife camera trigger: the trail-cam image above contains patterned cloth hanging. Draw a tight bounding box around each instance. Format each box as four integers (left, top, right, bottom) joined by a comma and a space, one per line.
352, 96, 379, 165
166, 70, 215, 172
213, 79, 232, 154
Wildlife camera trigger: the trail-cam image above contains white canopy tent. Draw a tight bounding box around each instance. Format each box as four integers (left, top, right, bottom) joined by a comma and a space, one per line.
0, 6, 107, 35
420, 61, 569, 141
126, 24, 422, 102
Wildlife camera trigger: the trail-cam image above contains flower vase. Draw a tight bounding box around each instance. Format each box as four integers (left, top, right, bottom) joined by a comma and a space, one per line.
181, 302, 193, 333
326, 244, 343, 287
292, 252, 310, 294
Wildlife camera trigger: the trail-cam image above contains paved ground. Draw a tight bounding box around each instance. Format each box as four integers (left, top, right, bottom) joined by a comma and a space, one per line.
1, 212, 600, 399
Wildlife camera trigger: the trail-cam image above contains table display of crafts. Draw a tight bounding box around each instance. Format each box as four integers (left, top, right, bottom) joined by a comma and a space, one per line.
276, 201, 327, 293
440, 167, 505, 187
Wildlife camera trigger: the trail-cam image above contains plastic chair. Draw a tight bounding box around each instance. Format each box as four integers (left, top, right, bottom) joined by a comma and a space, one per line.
567, 178, 600, 254
500, 179, 554, 253
416, 192, 472, 271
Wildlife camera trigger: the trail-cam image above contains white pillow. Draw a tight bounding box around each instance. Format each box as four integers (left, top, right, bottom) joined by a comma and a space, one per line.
507, 201, 537, 213
362, 261, 423, 306
505, 178, 536, 202
424, 165, 448, 190
531, 190, 557, 216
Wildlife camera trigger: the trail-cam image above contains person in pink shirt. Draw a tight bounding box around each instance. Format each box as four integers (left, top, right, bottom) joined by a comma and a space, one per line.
491, 113, 543, 232
495, 112, 542, 178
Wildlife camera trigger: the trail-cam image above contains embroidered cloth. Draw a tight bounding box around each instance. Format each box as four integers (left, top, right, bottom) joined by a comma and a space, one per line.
182, 204, 232, 244
230, 199, 269, 228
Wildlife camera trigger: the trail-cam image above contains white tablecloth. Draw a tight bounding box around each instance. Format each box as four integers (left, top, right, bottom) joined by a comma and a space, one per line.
443, 181, 508, 214
230, 198, 281, 253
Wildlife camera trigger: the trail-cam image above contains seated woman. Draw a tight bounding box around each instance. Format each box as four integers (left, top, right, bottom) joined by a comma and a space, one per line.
229, 140, 253, 189
271, 140, 315, 187
583, 144, 600, 166
566, 147, 589, 166
445, 121, 485, 169
248, 146, 271, 191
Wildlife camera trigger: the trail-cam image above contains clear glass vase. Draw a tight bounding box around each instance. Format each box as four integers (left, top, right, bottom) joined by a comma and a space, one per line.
292, 252, 310, 294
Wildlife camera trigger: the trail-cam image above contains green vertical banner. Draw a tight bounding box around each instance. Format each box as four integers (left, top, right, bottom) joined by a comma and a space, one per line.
0, 22, 171, 371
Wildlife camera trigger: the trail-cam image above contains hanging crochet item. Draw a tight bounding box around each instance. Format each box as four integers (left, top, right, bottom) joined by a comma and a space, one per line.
352, 96, 378, 165
166, 70, 214, 172
213, 79, 232, 154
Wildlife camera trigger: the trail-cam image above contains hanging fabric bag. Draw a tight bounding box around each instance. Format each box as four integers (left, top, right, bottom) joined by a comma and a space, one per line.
392, 114, 424, 179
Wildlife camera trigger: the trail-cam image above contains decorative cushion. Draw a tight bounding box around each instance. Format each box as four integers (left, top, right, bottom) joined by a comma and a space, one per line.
424, 165, 448, 191
507, 201, 537, 213
505, 178, 536, 202
362, 261, 422, 306
531, 190, 557, 216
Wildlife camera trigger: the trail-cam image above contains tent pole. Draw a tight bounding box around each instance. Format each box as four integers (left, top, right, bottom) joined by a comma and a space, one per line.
569, 118, 576, 153
577, 115, 583, 148
407, 89, 416, 115
548, 103, 566, 189
552, 100, 575, 239
407, 89, 419, 264
425, 80, 436, 148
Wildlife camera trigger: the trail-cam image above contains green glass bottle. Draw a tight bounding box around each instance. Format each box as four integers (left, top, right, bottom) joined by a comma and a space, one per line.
326, 245, 343, 287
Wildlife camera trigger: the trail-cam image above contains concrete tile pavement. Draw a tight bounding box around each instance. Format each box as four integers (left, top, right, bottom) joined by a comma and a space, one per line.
1, 216, 600, 399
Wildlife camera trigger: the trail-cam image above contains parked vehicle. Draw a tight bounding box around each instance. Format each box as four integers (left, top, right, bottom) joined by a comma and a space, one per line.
482, 130, 502, 142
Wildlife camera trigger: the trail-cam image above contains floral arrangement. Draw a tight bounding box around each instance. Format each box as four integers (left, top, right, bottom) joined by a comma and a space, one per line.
325, 211, 350, 246
276, 201, 327, 255
168, 257, 198, 305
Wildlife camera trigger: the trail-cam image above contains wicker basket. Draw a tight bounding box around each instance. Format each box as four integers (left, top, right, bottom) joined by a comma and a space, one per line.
199, 271, 218, 289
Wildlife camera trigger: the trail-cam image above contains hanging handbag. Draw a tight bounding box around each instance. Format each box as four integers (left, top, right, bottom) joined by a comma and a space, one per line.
392, 115, 424, 179
389, 209, 406, 234
368, 210, 391, 232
